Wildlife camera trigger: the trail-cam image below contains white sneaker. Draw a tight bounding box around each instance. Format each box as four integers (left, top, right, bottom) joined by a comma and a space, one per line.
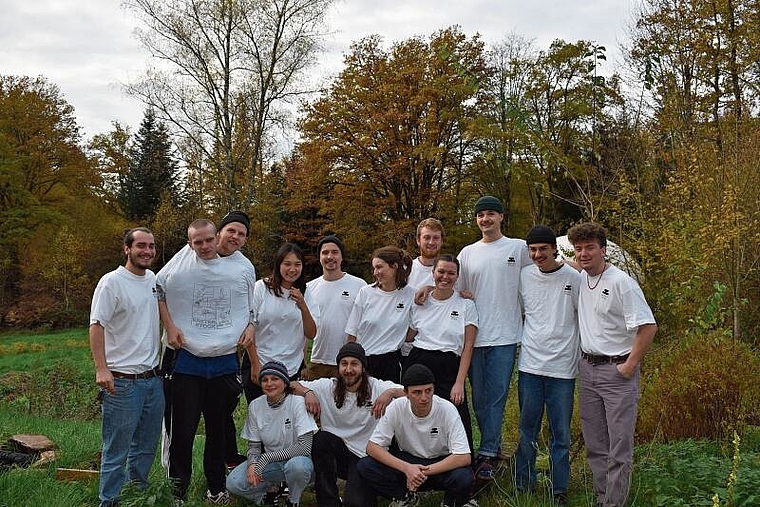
389, 492, 418, 507
206, 489, 231, 505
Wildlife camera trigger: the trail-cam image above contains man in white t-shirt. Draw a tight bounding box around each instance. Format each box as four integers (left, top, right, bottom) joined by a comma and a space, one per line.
157, 219, 256, 504
568, 222, 657, 507
456, 196, 531, 480
89, 227, 164, 507
515, 225, 580, 507
292, 342, 404, 507
306, 235, 367, 380
356, 364, 472, 507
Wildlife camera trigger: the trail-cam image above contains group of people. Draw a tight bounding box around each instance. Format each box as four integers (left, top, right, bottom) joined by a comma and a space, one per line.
88, 195, 656, 507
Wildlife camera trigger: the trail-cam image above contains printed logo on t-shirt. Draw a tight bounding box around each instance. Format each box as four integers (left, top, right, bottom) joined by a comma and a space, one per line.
364, 401, 373, 409
430, 427, 439, 439
341, 291, 351, 299
152, 286, 158, 299
563, 284, 573, 295
506, 256, 516, 265
284, 418, 292, 428
450, 310, 460, 320
601, 288, 610, 299
396, 303, 406, 312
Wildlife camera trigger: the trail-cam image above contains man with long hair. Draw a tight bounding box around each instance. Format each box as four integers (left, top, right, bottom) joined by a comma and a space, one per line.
292, 342, 404, 507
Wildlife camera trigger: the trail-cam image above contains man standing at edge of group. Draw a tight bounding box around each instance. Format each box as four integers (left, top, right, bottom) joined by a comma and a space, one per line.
292, 342, 405, 507
157, 219, 256, 504
515, 225, 580, 507
568, 222, 657, 507
455, 195, 531, 480
89, 227, 165, 507
305, 235, 367, 380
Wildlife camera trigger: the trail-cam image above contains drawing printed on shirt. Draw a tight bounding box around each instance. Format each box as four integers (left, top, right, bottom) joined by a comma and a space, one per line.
192, 282, 232, 329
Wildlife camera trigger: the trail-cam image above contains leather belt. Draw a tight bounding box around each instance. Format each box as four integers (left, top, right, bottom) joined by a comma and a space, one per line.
581, 352, 629, 365
110, 368, 159, 380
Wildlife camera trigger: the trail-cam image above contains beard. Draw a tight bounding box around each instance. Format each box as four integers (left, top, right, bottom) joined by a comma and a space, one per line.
340, 372, 361, 388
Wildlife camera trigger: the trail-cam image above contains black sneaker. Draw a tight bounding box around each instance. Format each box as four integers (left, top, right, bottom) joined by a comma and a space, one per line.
553, 492, 568, 506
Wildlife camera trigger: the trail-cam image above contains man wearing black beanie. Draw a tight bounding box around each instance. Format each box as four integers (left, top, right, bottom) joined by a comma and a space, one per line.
356, 364, 473, 507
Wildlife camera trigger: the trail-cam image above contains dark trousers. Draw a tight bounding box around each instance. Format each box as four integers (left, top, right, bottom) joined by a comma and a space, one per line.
366, 350, 401, 384
356, 450, 472, 506
168, 372, 240, 498
407, 347, 474, 456
313, 431, 375, 507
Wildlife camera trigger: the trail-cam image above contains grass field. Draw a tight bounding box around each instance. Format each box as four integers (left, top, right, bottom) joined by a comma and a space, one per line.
1, 329, 758, 506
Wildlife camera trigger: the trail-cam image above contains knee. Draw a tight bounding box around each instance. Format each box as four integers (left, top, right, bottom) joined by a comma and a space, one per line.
285, 456, 314, 477
226, 466, 248, 495
449, 466, 474, 490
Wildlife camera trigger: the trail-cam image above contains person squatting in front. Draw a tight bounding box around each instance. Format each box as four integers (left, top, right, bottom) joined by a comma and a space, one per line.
356, 364, 473, 507
226, 360, 318, 507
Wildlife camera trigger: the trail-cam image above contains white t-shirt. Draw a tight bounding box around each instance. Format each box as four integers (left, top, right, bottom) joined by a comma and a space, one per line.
407, 258, 434, 290
456, 236, 531, 347
157, 248, 255, 357
301, 376, 402, 457
345, 285, 415, 355
306, 274, 367, 365
90, 266, 161, 373
578, 264, 656, 356
252, 279, 320, 376
242, 394, 318, 451
518, 263, 580, 379
409, 293, 478, 356
370, 395, 470, 458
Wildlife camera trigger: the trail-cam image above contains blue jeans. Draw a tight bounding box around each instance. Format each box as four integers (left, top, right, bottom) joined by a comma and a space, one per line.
515, 371, 575, 494
468, 344, 517, 457
226, 456, 314, 504
99, 375, 165, 505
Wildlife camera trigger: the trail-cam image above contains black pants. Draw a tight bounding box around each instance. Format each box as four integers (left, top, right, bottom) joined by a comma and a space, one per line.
313, 430, 375, 507
357, 450, 473, 506
407, 347, 474, 457
367, 350, 401, 384
168, 372, 240, 498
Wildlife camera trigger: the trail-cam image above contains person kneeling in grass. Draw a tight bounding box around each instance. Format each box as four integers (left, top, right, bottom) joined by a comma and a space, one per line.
227, 361, 317, 507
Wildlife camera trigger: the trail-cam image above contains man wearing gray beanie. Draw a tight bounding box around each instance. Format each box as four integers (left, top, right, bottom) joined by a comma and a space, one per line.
356, 364, 473, 507
455, 196, 531, 480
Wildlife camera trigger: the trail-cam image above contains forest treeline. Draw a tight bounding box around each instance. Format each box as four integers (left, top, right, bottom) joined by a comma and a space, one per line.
1, 0, 759, 344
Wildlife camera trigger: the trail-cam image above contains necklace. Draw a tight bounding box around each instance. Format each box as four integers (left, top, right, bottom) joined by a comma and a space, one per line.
587, 263, 607, 290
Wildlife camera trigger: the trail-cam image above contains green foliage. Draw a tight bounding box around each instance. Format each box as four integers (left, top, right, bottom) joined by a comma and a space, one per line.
638, 333, 760, 442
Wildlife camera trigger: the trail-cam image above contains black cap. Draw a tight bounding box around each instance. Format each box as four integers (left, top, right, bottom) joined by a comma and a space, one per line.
318, 235, 345, 257
526, 225, 556, 245
474, 195, 504, 214
259, 360, 290, 385
336, 342, 367, 369
402, 364, 435, 387
218, 211, 250, 236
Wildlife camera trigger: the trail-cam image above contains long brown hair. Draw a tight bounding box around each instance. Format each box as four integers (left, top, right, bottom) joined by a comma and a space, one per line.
264, 242, 307, 297
371, 245, 413, 289
333, 369, 372, 409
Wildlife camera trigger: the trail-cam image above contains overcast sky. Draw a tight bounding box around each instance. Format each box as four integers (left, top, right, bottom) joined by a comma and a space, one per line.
0, 0, 638, 140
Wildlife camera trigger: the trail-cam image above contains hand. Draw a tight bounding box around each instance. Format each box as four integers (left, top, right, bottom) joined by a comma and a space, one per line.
450, 382, 465, 406
289, 288, 306, 308
371, 391, 393, 419
304, 390, 321, 417
616, 361, 636, 379
459, 290, 473, 300
167, 326, 184, 348
414, 285, 434, 305
251, 363, 261, 386
246, 464, 262, 486
95, 367, 115, 394
238, 324, 254, 348
404, 463, 429, 491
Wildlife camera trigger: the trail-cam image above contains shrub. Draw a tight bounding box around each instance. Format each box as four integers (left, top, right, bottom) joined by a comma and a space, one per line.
638, 332, 760, 441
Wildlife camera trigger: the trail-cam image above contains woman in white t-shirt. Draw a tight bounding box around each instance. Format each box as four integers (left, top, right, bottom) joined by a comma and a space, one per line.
345, 245, 414, 383
406, 254, 478, 454
243, 243, 318, 402
227, 361, 318, 507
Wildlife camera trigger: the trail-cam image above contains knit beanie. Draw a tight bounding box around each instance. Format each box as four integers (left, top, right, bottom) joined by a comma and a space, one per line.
525, 225, 557, 245
259, 360, 290, 385
402, 364, 435, 388
335, 342, 368, 369
474, 196, 504, 215
218, 210, 250, 236
318, 235, 346, 257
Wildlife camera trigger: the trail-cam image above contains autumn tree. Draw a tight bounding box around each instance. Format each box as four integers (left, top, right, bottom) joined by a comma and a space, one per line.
294, 27, 491, 258
125, 0, 335, 212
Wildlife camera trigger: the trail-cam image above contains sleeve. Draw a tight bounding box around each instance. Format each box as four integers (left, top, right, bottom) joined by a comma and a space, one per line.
443, 403, 471, 455
254, 432, 313, 476
519, 240, 532, 268
368, 401, 398, 448
89, 277, 116, 326
409, 304, 420, 332
621, 279, 656, 330
344, 286, 366, 336
305, 287, 321, 330
251, 280, 266, 325
240, 400, 261, 442
464, 298, 478, 328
